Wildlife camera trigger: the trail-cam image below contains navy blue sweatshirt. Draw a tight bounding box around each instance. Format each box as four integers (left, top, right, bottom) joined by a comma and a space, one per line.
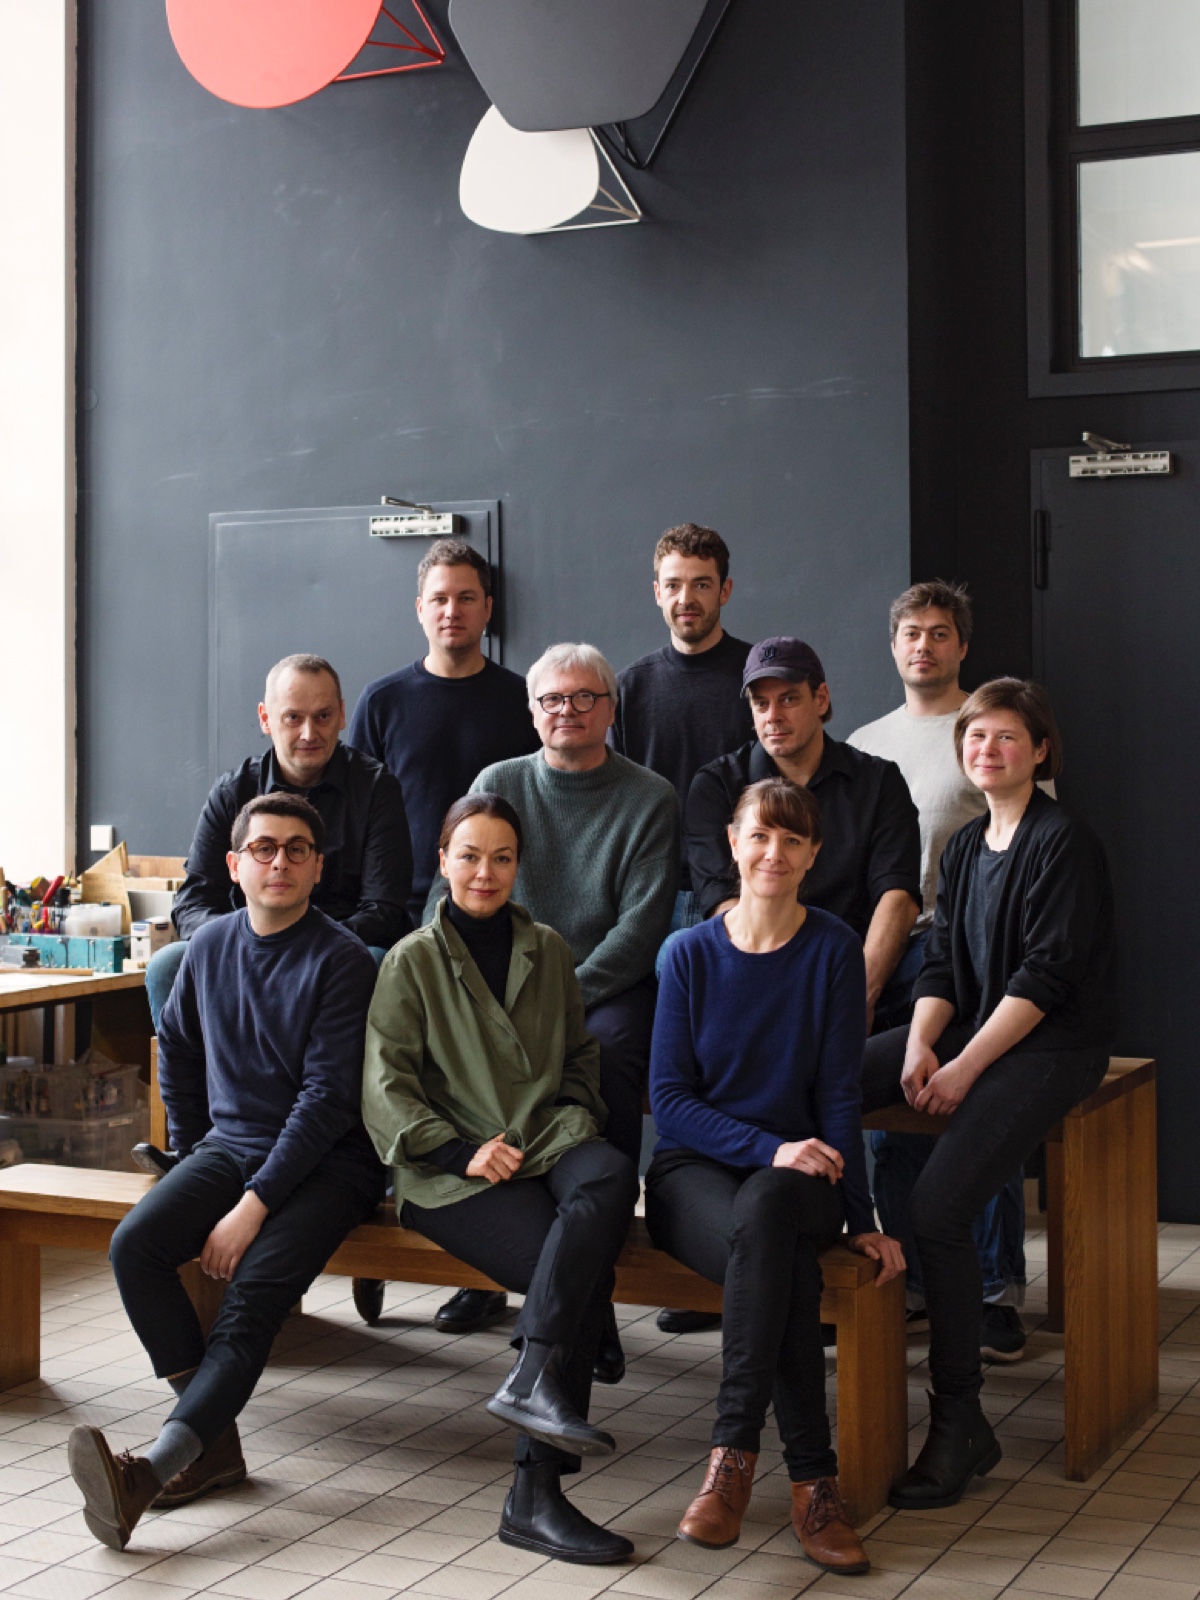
650, 908, 874, 1235
347, 659, 539, 921
157, 907, 385, 1213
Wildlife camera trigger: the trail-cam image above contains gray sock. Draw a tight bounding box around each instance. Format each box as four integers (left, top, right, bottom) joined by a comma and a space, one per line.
144, 1420, 203, 1487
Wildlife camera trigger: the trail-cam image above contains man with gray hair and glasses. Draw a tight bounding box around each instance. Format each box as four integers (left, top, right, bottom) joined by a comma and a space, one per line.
424, 641, 679, 1379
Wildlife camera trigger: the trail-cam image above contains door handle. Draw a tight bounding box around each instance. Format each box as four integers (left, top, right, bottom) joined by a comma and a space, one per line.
1032, 509, 1051, 591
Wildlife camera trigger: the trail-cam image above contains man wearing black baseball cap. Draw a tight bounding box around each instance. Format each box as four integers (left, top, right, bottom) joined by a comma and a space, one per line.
685, 637, 921, 1028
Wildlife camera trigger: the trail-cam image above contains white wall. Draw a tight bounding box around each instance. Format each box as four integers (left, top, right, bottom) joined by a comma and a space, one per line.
0, 1, 76, 883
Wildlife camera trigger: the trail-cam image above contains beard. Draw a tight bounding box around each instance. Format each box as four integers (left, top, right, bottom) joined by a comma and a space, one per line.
671, 607, 720, 644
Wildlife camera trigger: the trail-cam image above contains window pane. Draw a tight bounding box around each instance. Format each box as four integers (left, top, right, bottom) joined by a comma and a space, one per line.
1078, 0, 1200, 125
1079, 150, 1200, 357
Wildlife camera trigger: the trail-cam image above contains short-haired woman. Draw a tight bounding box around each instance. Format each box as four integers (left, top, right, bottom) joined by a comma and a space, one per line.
862, 678, 1117, 1508
362, 795, 639, 1566
647, 778, 903, 1574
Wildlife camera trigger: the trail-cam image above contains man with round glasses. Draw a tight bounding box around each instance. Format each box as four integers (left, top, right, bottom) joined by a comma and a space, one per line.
68, 795, 386, 1551
146, 653, 413, 1031
423, 641, 678, 1378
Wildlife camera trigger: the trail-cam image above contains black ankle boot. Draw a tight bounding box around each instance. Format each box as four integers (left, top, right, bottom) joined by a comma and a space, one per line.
486, 1341, 615, 1457
499, 1460, 633, 1564
593, 1304, 626, 1385
889, 1391, 1002, 1510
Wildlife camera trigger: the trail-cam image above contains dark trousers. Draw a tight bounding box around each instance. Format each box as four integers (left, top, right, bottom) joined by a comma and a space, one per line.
645, 1150, 844, 1480
402, 1140, 638, 1470
586, 979, 657, 1166
861, 1024, 1108, 1398
870, 934, 1027, 1306
110, 1144, 380, 1449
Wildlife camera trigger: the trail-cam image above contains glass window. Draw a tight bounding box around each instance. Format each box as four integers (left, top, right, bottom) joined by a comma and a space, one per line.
1078, 0, 1200, 126
1079, 150, 1200, 356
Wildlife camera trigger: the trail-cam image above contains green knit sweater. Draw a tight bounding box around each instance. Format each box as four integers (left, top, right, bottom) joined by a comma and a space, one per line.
426, 750, 679, 1008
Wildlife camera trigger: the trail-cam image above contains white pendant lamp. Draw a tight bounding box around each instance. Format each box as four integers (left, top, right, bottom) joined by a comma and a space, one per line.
459, 106, 640, 235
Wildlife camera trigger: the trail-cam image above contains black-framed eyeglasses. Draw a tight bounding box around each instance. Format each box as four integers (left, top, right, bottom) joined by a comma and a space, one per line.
238, 837, 317, 865
535, 691, 611, 714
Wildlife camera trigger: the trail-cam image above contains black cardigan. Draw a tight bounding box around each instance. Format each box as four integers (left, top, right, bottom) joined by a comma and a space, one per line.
913, 788, 1117, 1052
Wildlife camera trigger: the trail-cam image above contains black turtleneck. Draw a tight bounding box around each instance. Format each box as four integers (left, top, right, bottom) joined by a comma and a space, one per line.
446, 898, 514, 1006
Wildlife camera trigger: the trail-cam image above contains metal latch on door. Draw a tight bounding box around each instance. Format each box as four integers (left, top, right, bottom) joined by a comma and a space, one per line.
1068, 433, 1174, 479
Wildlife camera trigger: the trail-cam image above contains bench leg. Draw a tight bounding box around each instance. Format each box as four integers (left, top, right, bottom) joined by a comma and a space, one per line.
179, 1261, 227, 1339
831, 1271, 907, 1525
1060, 1078, 1159, 1481
0, 1242, 41, 1391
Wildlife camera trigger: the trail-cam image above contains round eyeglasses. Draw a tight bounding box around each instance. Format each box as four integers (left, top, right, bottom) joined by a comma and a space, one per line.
238, 837, 316, 865
535, 690, 611, 714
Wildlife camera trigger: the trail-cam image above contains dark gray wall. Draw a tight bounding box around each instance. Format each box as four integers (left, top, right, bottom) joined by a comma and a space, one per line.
77, 0, 910, 860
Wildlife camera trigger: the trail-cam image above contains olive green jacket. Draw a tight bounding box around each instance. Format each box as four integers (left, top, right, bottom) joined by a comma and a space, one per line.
362, 898, 606, 1209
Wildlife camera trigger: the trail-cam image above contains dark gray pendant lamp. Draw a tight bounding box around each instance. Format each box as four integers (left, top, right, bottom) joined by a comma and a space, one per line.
448, 0, 708, 131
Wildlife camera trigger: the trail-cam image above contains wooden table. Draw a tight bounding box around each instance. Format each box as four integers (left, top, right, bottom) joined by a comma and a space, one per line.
864, 1056, 1158, 1482
0, 970, 151, 1070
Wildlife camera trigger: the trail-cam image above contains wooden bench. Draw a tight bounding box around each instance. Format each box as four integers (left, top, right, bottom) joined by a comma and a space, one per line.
0, 1164, 904, 1525
863, 1056, 1159, 1482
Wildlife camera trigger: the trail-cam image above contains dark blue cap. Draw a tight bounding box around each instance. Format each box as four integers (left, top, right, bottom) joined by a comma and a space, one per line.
742, 637, 826, 694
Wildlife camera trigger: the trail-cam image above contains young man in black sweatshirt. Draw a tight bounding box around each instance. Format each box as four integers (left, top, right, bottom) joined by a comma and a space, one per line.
67, 795, 386, 1552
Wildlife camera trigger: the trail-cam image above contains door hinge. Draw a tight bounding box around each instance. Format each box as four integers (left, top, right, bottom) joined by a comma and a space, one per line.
1032, 509, 1050, 591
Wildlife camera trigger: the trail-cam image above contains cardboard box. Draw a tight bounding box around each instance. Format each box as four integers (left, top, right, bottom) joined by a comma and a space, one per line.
81, 845, 186, 936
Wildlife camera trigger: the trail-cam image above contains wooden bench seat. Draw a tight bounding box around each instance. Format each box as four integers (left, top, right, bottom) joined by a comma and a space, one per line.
0, 1164, 905, 1524
863, 1056, 1159, 1482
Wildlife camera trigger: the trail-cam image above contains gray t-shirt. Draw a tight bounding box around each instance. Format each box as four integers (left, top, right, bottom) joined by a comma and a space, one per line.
965, 841, 1009, 1000
849, 703, 1055, 929
848, 707, 986, 928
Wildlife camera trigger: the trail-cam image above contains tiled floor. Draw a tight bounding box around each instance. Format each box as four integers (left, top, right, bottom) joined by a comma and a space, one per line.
1, 1213, 1199, 1600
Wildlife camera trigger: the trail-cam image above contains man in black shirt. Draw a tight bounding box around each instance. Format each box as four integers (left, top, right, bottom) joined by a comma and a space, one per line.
146, 655, 412, 1031
611, 523, 753, 930
347, 538, 538, 1336
348, 539, 538, 924
687, 637, 921, 1025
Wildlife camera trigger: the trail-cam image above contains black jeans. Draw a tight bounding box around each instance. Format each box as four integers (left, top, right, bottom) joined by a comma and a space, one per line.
402, 1139, 638, 1470
645, 1149, 844, 1480
586, 979, 657, 1167
861, 1023, 1108, 1398
110, 1143, 381, 1449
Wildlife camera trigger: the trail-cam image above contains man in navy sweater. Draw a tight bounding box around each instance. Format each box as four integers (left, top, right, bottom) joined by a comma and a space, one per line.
67, 795, 386, 1552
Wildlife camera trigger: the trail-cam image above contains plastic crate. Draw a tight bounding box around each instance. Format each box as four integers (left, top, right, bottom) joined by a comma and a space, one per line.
5, 1106, 150, 1171
0, 1062, 142, 1121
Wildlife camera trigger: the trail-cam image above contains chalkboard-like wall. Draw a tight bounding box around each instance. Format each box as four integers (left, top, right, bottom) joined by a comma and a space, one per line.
77, 0, 910, 859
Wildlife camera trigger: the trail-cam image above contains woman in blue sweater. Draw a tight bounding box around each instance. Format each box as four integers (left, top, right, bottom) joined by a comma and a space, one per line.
647, 777, 903, 1574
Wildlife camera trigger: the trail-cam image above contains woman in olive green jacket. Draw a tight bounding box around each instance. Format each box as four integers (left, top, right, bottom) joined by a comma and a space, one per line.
362, 794, 638, 1568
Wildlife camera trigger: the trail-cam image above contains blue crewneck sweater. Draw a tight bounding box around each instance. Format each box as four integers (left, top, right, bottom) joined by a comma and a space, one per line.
157, 907, 385, 1212
650, 908, 874, 1236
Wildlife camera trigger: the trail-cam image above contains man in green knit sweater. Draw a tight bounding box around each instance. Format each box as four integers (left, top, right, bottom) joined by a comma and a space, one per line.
424, 641, 679, 1373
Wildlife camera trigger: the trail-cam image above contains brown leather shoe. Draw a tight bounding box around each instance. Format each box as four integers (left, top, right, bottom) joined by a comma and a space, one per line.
677, 1447, 758, 1548
68, 1426, 162, 1550
154, 1422, 247, 1509
790, 1477, 869, 1573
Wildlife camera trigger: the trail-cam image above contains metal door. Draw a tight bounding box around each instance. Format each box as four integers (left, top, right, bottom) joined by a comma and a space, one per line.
1032, 442, 1199, 1220
208, 500, 500, 777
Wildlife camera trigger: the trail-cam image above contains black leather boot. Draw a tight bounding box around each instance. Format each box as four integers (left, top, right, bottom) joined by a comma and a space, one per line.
593, 1303, 626, 1384
889, 1391, 1002, 1510
499, 1460, 633, 1564
487, 1340, 615, 1456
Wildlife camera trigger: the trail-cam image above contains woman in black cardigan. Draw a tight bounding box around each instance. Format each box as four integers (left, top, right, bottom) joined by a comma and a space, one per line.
862, 677, 1116, 1509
